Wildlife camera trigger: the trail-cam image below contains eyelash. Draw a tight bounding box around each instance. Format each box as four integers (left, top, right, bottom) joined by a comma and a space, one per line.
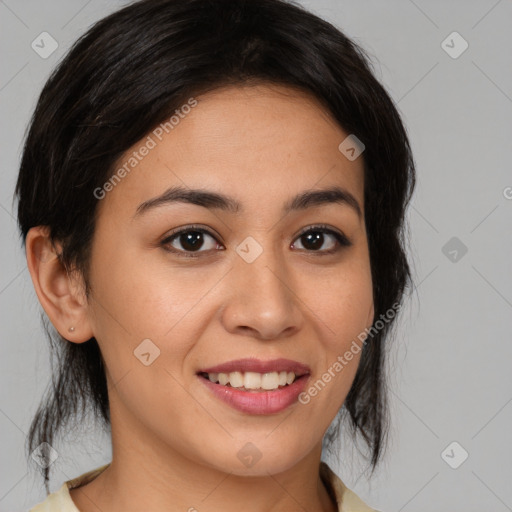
160, 224, 352, 259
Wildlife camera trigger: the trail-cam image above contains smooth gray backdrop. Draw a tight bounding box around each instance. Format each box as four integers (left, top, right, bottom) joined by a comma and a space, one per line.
1, 1, 511, 511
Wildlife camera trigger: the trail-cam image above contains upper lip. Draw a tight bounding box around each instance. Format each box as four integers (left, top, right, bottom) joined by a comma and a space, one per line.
198, 358, 311, 376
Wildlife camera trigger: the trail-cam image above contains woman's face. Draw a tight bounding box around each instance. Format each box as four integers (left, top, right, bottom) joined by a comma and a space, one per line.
85, 83, 374, 475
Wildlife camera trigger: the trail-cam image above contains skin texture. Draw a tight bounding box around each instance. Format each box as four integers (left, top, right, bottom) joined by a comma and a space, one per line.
26, 84, 374, 512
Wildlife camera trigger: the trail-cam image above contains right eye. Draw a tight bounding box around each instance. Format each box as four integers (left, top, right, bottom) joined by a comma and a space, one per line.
160, 225, 224, 258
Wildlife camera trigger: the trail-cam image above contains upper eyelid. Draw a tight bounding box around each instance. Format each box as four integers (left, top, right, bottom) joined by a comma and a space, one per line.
295, 224, 344, 238
161, 225, 220, 243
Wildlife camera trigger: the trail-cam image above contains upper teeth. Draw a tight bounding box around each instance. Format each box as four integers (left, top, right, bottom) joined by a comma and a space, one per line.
207, 371, 296, 390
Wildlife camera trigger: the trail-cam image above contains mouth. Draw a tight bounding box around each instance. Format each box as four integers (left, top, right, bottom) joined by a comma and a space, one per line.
198, 370, 306, 392
196, 358, 311, 414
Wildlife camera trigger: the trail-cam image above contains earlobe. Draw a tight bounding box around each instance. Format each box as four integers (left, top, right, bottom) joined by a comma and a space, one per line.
25, 226, 94, 343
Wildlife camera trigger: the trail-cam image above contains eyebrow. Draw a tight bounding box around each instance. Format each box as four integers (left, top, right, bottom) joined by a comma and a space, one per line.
134, 184, 362, 219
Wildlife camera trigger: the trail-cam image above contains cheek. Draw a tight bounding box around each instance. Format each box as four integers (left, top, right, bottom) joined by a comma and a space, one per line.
88, 240, 197, 338
86, 244, 223, 391
298, 266, 372, 421
310, 255, 373, 350
300, 257, 372, 418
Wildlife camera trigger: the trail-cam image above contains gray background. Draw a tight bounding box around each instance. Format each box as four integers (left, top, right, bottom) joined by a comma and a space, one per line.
1, 1, 511, 510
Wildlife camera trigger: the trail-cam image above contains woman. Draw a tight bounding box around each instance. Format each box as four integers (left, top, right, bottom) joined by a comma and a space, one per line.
17, 0, 415, 510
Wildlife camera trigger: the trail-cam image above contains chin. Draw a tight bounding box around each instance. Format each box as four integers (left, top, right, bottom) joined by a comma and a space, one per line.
198, 434, 316, 477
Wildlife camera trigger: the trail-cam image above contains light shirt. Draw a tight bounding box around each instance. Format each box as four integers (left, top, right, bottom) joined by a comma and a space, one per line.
29, 461, 380, 511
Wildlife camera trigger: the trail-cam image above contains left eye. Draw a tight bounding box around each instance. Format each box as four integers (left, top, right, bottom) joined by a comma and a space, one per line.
161, 225, 350, 257
291, 227, 350, 253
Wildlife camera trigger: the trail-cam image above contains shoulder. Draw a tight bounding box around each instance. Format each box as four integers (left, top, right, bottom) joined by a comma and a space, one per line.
320, 461, 383, 512
29, 482, 76, 512
29, 463, 110, 512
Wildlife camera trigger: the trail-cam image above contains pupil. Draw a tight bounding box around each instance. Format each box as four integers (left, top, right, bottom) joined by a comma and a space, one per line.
181, 231, 203, 251
302, 232, 323, 250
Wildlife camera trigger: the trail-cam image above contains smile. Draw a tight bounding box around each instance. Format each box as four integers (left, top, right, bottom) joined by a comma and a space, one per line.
197, 358, 311, 414
200, 370, 297, 391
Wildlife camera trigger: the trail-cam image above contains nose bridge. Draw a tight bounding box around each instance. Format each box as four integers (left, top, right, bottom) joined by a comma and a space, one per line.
222, 233, 302, 339
236, 234, 289, 300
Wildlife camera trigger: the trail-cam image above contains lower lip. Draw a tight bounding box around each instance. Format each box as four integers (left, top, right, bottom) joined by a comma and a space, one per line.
198, 374, 310, 415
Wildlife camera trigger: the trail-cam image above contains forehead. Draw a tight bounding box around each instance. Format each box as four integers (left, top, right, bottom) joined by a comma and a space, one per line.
96, 83, 365, 219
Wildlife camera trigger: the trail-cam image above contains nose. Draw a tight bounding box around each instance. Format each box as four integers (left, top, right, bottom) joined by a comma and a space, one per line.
220, 243, 304, 341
